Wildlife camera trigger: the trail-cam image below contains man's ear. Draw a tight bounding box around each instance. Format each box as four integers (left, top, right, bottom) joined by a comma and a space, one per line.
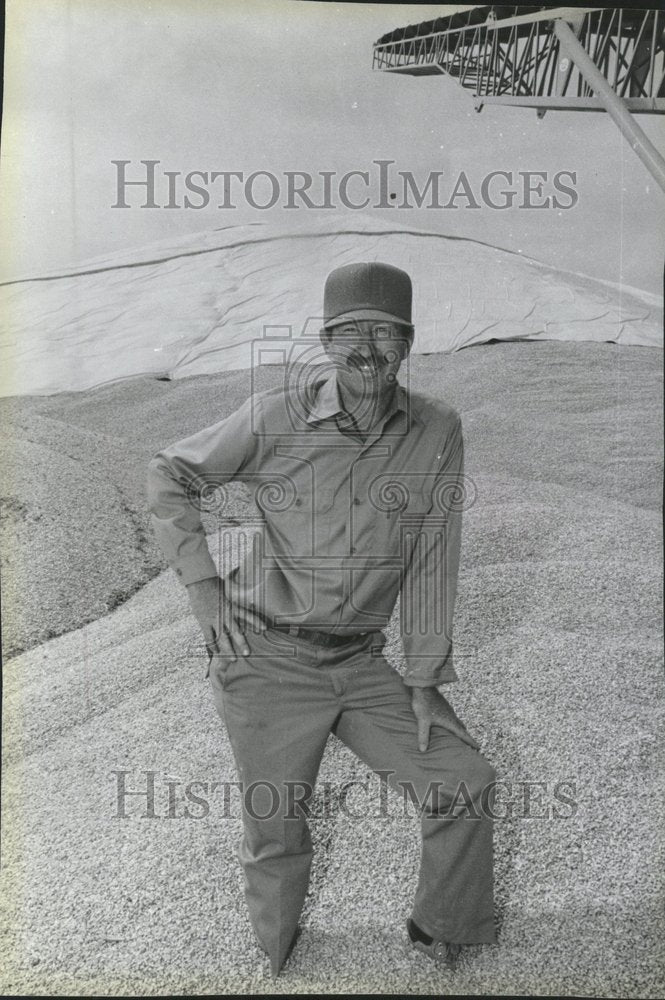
402, 327, 415, 359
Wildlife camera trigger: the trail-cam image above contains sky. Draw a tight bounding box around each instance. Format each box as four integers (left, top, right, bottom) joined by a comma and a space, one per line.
1, 0, 664, 292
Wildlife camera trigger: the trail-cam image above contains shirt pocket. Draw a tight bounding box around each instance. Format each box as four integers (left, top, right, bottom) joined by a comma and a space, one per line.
364, 480, 434, 558
265, 485, 335, 555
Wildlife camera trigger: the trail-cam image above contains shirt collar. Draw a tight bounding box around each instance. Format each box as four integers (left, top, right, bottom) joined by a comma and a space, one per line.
306, 373, 344, 423
305, 372, 416, 429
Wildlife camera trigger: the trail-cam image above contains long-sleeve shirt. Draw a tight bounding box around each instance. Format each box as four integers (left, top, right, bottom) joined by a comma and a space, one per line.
146, 372, 465, 687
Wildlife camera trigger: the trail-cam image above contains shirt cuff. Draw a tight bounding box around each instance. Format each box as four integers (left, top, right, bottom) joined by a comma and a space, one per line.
171, 551, 219, 586
402, 650, 459, 687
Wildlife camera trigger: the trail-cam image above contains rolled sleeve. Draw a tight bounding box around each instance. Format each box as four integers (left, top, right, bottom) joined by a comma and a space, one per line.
401, 651, 459, 688
147, 395, 261, 585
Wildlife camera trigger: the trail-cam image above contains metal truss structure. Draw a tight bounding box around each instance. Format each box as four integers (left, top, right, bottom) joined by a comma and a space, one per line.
373, 5, 665, 190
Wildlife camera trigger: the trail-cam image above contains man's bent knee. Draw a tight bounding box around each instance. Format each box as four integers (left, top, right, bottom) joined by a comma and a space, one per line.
435, 756, 497, 819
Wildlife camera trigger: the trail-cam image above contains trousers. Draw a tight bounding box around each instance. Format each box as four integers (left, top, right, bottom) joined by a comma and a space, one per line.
208, 625, 496, 975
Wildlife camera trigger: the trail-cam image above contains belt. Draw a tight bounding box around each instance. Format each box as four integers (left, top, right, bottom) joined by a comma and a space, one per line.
267, 620, 370, 648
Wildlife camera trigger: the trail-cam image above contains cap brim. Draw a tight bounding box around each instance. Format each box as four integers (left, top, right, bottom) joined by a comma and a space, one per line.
323, 309, 412, 330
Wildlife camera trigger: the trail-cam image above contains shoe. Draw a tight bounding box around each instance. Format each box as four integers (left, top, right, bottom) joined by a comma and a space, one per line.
407, 918, 462, 969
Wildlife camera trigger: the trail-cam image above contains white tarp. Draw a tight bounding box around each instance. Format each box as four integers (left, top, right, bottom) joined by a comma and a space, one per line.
1, 215, 661, 397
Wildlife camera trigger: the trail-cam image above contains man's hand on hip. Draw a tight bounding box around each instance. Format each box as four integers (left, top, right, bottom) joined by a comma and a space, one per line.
410, 686, 480, 753
186, 576, 265, 662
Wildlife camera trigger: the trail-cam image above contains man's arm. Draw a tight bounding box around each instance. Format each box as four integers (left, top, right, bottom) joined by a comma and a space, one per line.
399, 413, 480, 752
147, 394, 264, 660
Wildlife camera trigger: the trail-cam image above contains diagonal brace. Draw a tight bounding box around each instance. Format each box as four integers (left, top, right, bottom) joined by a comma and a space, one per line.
554, 17, 665, 192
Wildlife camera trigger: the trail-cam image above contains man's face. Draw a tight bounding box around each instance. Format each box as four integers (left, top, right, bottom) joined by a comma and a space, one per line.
322, 319, 411, 405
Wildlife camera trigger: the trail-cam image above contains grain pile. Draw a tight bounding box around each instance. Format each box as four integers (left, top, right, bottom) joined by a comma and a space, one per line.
1, 342, 663, 996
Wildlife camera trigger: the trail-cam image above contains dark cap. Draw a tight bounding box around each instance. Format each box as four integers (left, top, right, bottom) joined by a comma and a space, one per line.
323, 262, 413, 330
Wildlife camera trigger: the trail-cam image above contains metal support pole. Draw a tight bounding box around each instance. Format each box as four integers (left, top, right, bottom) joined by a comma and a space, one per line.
554, 17, 665, 192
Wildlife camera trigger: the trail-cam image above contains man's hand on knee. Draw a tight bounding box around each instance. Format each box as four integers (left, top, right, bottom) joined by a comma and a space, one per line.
410, 686, 481, 753
186, 576, 265, 662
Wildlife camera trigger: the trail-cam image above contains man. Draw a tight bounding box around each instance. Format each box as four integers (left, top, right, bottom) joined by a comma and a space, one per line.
147, 262, 496, 977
